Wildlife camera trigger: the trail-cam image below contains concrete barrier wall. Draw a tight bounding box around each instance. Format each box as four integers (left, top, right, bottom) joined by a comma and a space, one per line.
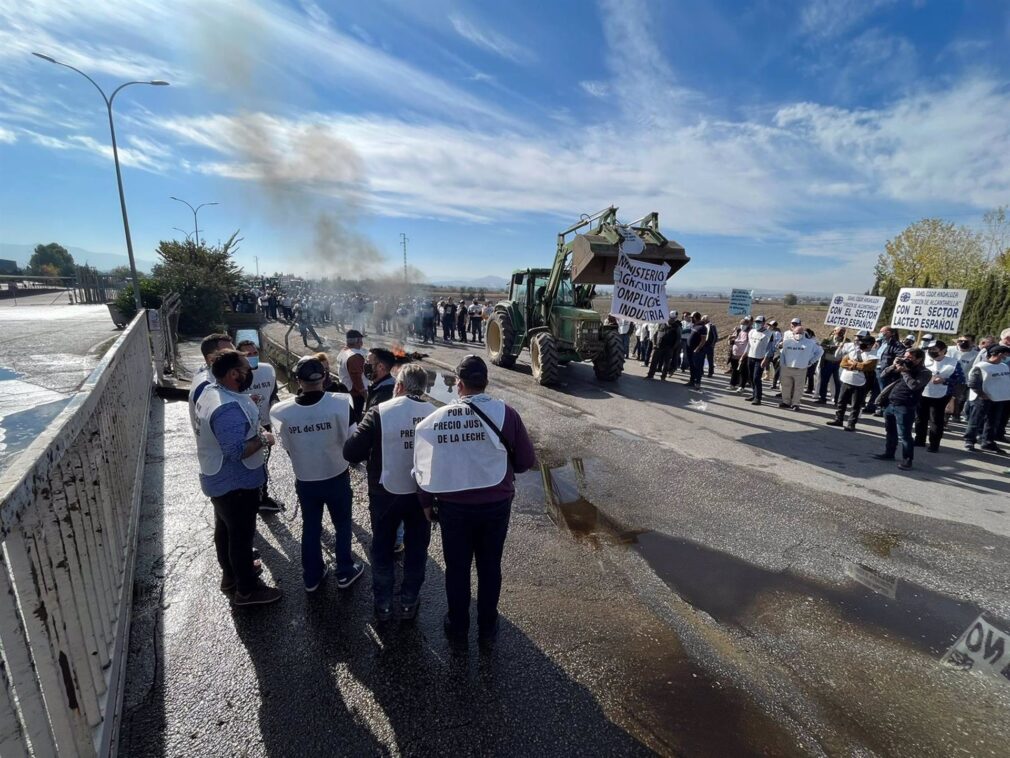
0, 313, 152, 757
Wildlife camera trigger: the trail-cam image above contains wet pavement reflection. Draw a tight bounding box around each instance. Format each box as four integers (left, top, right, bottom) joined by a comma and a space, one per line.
424, 370, 458, 405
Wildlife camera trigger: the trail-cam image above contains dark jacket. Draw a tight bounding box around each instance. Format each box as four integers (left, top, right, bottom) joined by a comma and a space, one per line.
882, 363, 932, 407
877, 338, 904, 370
342, 403, 390, 497
364, 376, 395, 412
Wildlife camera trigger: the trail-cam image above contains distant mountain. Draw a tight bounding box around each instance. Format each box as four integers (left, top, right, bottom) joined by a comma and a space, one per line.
429, 275, 509, 289
0, 243, 157, 274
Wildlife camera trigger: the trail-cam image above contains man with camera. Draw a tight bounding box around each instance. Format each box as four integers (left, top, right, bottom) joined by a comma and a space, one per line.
873, 348, 932, 470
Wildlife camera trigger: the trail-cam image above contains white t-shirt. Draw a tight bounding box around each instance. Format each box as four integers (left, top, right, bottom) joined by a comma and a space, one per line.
337, 347, 368, 390
270, 394, 353, 481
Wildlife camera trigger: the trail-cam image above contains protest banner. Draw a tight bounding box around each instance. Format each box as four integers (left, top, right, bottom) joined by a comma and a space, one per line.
610, 253, 670, 324
824, 293, 886, 332
728, 289, 753, 316
890, 288, 968, 334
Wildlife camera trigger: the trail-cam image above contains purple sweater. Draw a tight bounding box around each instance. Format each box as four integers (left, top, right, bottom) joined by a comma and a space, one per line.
418, 404, 536, 507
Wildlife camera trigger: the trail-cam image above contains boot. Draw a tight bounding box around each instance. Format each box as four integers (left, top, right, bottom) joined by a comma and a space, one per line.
845, 419, 857, 432
825, 411, 844, 427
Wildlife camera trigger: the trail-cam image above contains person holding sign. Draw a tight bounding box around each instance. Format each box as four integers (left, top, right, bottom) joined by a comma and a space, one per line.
270, 358, 362, 593
413, 356, 536, 651
343, 364, 436, 621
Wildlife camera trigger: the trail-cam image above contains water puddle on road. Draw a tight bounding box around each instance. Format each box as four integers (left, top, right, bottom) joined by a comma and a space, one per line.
424, 371, 458, 405
535, 457, 989, 658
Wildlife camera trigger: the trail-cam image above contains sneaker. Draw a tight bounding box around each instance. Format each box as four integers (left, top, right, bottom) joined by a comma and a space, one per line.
844, 424, 856, 432
305, 564, 330, 592
259, 496, 284, 514
750, 400, 761, 406
336, 562, 364, 589
374, 603, 393, 622
400, 598, 420, 620
898, 459, 913, 470
825, 419, 843, 427
964, 442, 976, 452
221, 562, 264, 592
778, 403, 790, 409
231, 584, 282, 607
790, 405, 801, 411
744, 396, 755, 402
734, 387, 744, 394
980, 443, 1006, 455
872, 453, 895, 461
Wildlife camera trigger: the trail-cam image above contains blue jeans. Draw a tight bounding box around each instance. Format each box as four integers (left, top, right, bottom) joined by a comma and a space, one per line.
688, 350, 705, 386
751, 358, 766, 401
369, 494, 431, 607
295, 472, 354, 587
884, 404, 916, 461
818, 361, 840, 402
437, 498, 511, 639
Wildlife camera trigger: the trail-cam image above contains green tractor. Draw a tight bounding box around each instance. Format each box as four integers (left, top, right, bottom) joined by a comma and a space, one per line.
485, 207, 689, 386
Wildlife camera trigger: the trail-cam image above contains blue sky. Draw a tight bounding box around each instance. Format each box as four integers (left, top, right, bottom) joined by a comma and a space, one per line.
1, 0, 1008, 292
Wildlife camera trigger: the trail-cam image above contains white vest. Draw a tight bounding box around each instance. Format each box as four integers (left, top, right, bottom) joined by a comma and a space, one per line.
337, 347, 368, 389
377, 396, 437, 494
922, 355, 958, 399
971, 362, 1010, 403
269, 394, 352, 481
747, 329, 771, 359
413, 395, 508, 494
188, 364, 210, 433
951, 347, 979, 377
194, 383, 264, 476
780, 334, 815, 368
245, 363, 277, 426
839, 344, 870, 387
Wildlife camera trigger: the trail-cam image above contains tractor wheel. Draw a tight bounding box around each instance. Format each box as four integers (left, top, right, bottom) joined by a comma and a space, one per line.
486, 311, 517, 368
530, 332, 560, 386
594, 329, 624, 381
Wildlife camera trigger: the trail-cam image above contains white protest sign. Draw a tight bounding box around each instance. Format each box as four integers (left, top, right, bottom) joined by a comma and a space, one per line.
610, 253, 670, 324
844, 562, 897, 599
728, 289, 753, 316
941, 614, 1010, 684
891, 288, 968, 334
616, 225, 645, 256
825, 294, 886, 332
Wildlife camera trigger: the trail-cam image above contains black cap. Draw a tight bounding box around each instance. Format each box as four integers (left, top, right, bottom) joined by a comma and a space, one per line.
294, 357, 326, 382
455, 354, 488, 383
345, 329, 363, 341
988, 345, 1010, 357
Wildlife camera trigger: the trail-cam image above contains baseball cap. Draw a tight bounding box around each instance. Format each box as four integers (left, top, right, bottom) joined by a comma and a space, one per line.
754, 315, 766, 323
455, 355, 489, 383
768, 319, 778, 327
922, 333, 935, 342
294, 357, 326, 382
345, 329, 363, 341
856, 329, 871, 338
790, 318, 801, 325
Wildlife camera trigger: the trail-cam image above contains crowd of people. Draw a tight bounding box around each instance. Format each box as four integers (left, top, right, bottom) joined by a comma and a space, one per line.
188, 326, 534, 653
229, 284, 496, 350
623, 311, 1010, 469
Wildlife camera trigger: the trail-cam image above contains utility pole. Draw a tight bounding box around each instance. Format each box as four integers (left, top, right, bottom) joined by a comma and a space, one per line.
254, 256, 259, 278
400, 233, 409, 286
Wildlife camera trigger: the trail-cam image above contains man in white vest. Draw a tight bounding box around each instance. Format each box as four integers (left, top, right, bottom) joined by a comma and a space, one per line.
194, 349, 280, 607
270, 358, 363, 592
343, 364, 435, 621
914, 340, 964, 452
237, 340, 284, 514
777, 319, 822, 410
413, 355, 536, 651
189, 332, 234, 433
336, 329, 368, 420
963, 345, 1010, 453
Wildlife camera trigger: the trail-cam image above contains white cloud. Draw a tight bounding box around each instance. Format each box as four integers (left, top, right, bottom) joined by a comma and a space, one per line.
799, 0, 898, 39
448, 13, 535, 64
0, 127, 17, 144
580, 80, 609, 98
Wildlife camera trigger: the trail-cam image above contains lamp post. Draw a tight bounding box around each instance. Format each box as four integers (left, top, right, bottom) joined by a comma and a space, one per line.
169, 197, 218, 247
32, 52, 169, 312
172, 227, 202, 242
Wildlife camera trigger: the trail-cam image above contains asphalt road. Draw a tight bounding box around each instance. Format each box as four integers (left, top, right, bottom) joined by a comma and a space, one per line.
120, 323, 1010, 756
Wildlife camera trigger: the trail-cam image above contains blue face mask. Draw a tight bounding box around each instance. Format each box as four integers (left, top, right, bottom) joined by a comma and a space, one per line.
247, 356, 259, 369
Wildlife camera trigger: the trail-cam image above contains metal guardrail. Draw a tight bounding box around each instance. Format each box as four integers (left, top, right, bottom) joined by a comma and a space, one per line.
0, 312, 152, 757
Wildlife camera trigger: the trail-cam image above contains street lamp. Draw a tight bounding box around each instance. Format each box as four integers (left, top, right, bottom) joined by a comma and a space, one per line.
169, 197, 218, 247
32, 52, 169, 312
172, 226, 202, 242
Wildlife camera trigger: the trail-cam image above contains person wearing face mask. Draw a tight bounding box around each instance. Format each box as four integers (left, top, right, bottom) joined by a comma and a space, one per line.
237, 340, 285, 514
336, 330, 368, 420
413, 356, 536, 651
816, 327, 847, 405
914, 340, 964, 452
827, 330, 878, 431
364, 348, 397, 412
872, 348, 932, 470
194, 349, 281, 606
777, 319, 822, 410
963, 345, 1010, 454
745, 316, 773, 405
949, 335, 979, 422
865, 326, 903, 416
729, 317, 751, 392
